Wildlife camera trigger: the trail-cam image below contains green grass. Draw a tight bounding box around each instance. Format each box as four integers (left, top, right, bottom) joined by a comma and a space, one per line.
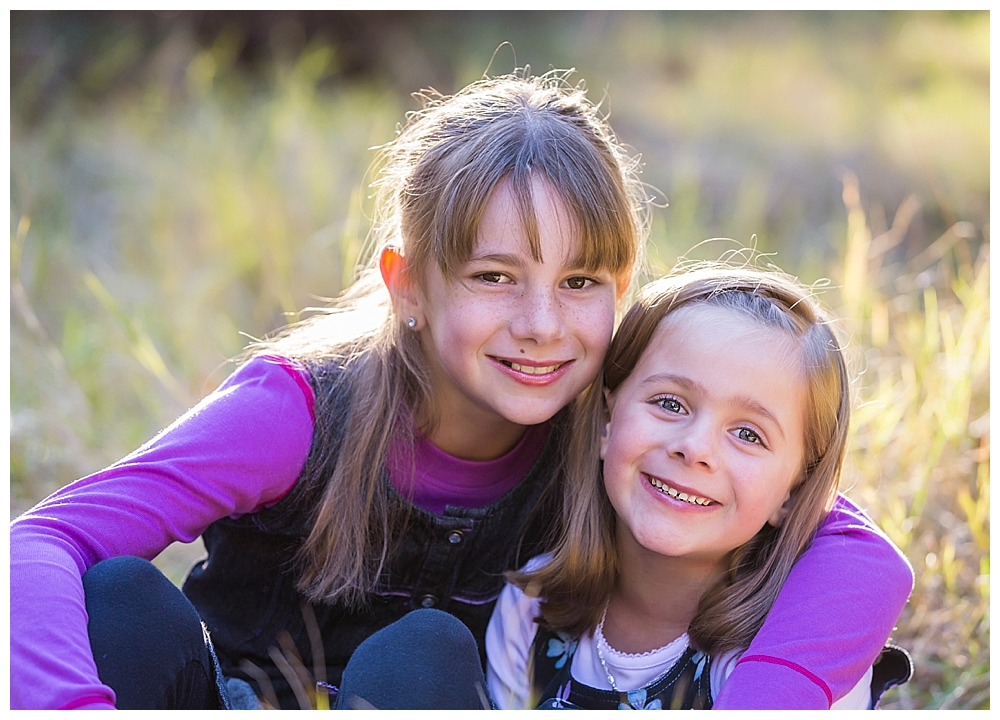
831, 183, 989, 709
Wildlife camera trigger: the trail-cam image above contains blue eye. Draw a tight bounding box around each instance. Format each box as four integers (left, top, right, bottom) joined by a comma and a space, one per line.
656, 397, 684, 414
736, 427, 763, 445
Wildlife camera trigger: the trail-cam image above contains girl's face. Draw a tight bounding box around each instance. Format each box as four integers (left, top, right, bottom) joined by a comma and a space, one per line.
412, 176, 620, 457
600, 304, 807, 564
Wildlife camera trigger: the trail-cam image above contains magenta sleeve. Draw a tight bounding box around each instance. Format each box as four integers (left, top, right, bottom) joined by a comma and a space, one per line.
9, 355, 315, 710
712, 494, 914, 709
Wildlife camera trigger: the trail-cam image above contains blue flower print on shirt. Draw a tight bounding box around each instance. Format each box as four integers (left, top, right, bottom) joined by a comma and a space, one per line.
546, 632, 578, 670
691, 651, 708, 683
619, 688, 662, 710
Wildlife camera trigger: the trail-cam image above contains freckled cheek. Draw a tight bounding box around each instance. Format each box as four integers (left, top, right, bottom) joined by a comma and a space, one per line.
438, 299, 508, 339
566, 302, 616, 352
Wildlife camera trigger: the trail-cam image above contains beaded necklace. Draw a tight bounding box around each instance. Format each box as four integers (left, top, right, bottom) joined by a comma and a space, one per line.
596, 605, 684, 694
595, 606, 620, 691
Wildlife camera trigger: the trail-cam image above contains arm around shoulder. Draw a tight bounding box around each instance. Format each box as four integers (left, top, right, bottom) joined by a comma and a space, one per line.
712, 493, 914, 709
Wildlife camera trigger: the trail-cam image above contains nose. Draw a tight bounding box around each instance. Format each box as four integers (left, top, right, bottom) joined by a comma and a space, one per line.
668, 418, 717, 471
509, 285, 567, 345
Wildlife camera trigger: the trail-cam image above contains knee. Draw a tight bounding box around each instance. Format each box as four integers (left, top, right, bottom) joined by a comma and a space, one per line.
339, 609, 486, 710
390, 608, 479, 657
350, 609, 478, 667
84, 556, 202, 649
83, 558, 217, 709
84, 556, 170, 602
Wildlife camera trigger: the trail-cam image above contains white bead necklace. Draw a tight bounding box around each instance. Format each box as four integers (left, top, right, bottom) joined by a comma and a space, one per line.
597, 606, 682, 697
596, 606, 620, 692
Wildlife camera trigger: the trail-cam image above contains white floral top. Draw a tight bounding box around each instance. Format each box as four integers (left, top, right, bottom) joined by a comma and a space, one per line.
485, 555, 873, 710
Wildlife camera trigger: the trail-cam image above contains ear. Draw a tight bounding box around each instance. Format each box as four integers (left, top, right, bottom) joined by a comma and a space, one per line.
766, 486, 795, 528
379, 245, 407, 295
599, 387, 614, 460
379, 246, 425, 329
614, 272, 632, 303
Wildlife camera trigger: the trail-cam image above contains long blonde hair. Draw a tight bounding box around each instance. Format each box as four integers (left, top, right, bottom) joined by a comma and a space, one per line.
516, 266, 850, 655
257, 69, 649, 607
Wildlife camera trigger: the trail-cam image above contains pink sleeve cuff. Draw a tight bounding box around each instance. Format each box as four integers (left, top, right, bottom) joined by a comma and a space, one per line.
715, 655, 832, 709
735, 655, 832, 707
59, 696, 117, 710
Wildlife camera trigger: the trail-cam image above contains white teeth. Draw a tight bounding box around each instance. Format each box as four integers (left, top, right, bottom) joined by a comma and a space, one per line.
647, 476, 713, 506
509, 362, 561, 375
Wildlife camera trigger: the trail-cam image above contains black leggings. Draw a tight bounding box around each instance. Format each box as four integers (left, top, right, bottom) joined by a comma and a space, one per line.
83, 556, 227, 709
336, 606, 491, 709
82, 557, 487, 710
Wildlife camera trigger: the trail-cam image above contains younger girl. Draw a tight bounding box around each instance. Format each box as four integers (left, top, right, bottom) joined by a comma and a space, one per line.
486, 267, 912, 710
10, 72, 910, 711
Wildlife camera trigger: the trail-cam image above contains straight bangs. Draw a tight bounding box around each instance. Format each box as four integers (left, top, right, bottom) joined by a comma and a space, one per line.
537, 140, 639, 282
398, 75, 643, 287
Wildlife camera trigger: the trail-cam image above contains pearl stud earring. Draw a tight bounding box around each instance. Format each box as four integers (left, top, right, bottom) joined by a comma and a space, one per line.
406, 317, 417, 329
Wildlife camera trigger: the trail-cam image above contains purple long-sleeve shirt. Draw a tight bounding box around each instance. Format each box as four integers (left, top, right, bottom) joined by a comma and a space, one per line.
9, 356, 914, 710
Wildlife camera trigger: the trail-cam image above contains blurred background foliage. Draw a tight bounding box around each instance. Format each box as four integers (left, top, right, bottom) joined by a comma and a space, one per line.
9, 10, 989, 709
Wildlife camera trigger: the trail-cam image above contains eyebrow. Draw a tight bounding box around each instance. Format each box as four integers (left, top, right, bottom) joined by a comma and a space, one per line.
731, 395, 786, 440
639, 372, 786, 440
467, 251, 592, 273
641, 372, 701, 394
467, 252, 528, 267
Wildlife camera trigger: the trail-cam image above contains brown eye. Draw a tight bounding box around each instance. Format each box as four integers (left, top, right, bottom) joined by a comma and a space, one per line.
565, 276, 593, 290
478, 272, 508, 284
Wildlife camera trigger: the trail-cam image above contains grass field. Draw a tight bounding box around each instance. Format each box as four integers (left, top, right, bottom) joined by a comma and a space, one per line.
10, 11, 988, 709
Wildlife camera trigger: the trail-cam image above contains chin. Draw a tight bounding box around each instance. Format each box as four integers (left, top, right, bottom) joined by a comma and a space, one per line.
502, 411, 556, 427
633, 529, 695, 557
498, 401, 565, 427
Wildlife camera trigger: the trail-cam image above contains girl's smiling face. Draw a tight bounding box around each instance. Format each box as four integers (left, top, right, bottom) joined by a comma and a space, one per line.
600, 303, 808, 564
411, 176, 621, 458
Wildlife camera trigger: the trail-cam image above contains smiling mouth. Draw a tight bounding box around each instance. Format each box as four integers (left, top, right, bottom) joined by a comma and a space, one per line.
495, 359, 568, 375
646, 475, 714, 506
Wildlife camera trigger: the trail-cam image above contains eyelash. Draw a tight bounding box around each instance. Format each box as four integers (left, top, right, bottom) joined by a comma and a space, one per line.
654, 395, 686, 414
